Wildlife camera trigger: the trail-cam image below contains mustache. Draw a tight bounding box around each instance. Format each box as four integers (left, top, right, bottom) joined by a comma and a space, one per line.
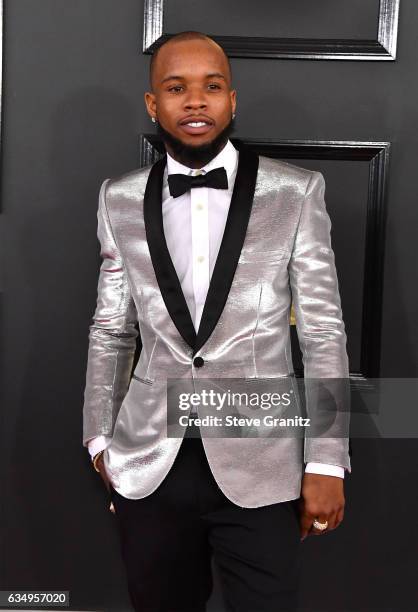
156, 117, 236, 167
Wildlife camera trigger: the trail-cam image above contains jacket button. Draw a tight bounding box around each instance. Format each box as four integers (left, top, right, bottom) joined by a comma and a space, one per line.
193, 356, 204, 367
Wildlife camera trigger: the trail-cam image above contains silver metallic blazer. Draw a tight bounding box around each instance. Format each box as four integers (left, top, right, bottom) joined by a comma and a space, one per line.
82, 146, 351, 507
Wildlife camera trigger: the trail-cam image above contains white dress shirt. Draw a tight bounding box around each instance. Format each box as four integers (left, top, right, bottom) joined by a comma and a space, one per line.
87, 139, 345, 479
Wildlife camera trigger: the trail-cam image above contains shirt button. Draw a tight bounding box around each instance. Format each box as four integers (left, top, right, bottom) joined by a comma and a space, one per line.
196, 203, 203, 210
197, 255, 205, 263
194, 169, 203, 176
193, 356, 204, 367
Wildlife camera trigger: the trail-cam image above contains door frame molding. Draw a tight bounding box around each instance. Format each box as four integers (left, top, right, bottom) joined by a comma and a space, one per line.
142, 0, 400, 61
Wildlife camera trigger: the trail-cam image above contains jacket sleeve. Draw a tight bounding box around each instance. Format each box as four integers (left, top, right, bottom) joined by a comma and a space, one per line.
288, 171, 351, 471
82, 179, 139, 447
86, 435, 113, 460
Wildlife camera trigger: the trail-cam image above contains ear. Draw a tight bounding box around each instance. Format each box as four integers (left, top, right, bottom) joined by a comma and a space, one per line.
144, 91, 157, 120
230, 89, 237, 115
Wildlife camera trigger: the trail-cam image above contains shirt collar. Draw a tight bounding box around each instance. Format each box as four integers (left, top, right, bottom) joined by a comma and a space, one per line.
165, 139, 238, 185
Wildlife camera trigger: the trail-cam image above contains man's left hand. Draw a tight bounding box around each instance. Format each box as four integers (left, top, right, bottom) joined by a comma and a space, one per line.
298, 473, 345, 541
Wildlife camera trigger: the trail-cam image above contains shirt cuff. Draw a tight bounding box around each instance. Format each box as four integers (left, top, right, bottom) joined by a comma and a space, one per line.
305, 462, 345, 479
87, 436, 112, 460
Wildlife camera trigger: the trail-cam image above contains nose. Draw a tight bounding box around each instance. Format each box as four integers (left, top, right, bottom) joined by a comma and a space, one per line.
183, 87, 207, 110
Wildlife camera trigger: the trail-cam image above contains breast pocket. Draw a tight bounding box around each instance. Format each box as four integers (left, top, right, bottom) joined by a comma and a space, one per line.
238, 249, 290, 264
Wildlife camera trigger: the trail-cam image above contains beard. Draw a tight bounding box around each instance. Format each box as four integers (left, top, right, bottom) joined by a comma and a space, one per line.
156, 116, 236, 168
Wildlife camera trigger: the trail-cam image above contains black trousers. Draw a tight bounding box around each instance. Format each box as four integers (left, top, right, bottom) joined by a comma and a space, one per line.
109, 431, 301, 612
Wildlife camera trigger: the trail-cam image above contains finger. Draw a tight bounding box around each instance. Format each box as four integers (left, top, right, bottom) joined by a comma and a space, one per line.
300, 512, 314, 541
325, 511, 339, 531
335, 507, 344, 528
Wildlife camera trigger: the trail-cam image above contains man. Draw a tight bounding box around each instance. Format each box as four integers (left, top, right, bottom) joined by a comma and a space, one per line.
83, 30, 351, 612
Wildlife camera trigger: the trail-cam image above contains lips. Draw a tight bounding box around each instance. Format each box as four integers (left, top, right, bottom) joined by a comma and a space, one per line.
179, 116, 214, 136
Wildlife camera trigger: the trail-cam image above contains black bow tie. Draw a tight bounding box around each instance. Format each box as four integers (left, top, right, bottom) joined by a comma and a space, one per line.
167, 166, 228, 198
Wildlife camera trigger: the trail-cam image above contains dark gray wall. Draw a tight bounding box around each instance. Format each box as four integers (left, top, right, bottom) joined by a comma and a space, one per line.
1, 1, 417, 611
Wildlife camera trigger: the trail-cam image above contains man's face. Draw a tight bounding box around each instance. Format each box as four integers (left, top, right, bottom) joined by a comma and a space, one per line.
144, 39, 237, 167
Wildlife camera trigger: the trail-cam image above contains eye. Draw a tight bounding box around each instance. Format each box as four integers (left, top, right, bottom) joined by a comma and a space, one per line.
208, 83, 221, 89
168, 86, 183, 93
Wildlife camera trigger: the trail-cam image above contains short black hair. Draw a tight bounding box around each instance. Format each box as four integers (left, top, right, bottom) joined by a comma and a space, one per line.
149, 31, 232, 91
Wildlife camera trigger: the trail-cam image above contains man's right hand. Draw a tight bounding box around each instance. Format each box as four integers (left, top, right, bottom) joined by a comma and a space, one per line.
94, 454, 116, 514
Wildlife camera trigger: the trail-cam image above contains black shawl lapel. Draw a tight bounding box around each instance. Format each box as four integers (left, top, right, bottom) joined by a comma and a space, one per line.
143, 144, 259, 356
194, 145, 259, 354
143, 153, 197, 350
